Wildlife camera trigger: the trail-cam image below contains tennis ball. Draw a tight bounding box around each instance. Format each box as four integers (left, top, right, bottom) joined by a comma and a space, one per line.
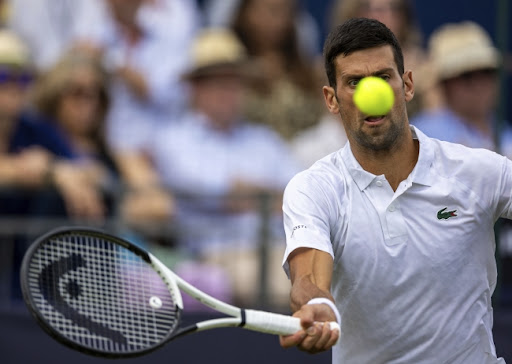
353, 76, 394, 116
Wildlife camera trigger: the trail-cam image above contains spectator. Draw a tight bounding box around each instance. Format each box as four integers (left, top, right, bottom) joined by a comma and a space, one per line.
202, 0, 321, 58
65, 0, 201, 228
30, 50, 117, 218
150, 28, 301, 306
0, 0, 8, 27
230, 0, 325, 142
412, 21, 508, 154
81, 0, 200, 154
330, 0, 441, 117
0, 29, 101, 301
0, 29, 101, 220
0, 29, 50, 211
7, 0, 107, 71
30, 49, 176, 230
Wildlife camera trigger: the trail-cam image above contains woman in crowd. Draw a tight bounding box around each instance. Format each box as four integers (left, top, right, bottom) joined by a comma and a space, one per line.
31, 50, 173, 227
230, 0, 325, 141
30, 50, 117, 218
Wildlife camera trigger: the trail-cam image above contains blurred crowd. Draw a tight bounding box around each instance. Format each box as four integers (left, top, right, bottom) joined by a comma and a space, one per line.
0, 0, 510, 308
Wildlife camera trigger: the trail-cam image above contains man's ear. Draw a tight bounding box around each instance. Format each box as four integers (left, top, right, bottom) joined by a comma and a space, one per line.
403, 70, 415, 102
323, 85, 340, 115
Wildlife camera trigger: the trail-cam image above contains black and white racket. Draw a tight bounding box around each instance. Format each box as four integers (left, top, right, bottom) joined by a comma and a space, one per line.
20, 227, 339, 358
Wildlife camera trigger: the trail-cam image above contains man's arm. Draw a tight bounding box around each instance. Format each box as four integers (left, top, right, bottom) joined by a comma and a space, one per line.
280, 247, 339, 353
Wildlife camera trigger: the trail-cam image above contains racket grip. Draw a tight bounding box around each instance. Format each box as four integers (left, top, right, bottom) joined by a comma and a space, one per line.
244, 309, 302, 336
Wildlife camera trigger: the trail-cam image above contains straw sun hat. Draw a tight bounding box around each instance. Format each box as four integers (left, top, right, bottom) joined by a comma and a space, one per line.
0, 29, 30, 67
182, 28, 250, 80
429, 21, 499, 81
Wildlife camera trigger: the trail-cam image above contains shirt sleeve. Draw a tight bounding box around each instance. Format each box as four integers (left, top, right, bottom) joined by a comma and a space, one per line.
282, 171, 335, 277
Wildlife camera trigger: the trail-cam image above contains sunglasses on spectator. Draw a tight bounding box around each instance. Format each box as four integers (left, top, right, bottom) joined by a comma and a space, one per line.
0, 68, 33, 86
456, 69, 497, 81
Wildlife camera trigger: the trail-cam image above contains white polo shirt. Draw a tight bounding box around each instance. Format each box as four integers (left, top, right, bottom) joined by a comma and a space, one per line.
282, 126, 510, 363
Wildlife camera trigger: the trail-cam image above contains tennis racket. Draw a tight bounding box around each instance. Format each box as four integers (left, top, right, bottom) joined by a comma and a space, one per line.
20, 227, 338, 358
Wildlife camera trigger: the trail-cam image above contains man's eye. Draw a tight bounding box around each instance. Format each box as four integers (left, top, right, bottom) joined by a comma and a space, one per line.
348, 79, 359, 87
380, 75, 391, 81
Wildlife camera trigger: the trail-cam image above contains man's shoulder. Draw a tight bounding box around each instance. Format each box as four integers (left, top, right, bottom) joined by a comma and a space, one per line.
427, 136, 506, 181
430, 135, 501, 159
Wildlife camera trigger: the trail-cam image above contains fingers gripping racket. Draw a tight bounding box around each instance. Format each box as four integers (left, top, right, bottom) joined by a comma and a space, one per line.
20, 227, 332, 358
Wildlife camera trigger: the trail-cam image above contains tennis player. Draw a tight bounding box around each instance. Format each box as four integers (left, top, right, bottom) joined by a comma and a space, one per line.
279, 18, 508, 363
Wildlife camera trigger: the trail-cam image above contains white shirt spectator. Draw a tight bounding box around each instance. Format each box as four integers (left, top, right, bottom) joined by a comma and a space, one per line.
82, 0, 200, 152
8, 0, 106, 70
151, 111, 301, 254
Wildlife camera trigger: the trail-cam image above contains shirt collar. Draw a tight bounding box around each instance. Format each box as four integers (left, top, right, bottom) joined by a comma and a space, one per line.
410, 126, 435, 187
340, 125, 435, 191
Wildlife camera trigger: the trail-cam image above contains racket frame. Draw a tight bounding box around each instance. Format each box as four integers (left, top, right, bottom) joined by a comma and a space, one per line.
20, 227, 305, 358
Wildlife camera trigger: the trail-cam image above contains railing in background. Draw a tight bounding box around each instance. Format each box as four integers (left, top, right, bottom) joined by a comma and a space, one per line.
0, 187, 289, 313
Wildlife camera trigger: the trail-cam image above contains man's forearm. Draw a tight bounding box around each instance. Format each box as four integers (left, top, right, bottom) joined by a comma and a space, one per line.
290, 274, 335, 312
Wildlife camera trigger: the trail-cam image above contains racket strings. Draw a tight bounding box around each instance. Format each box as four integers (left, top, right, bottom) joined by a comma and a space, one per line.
26, 233, 180, 354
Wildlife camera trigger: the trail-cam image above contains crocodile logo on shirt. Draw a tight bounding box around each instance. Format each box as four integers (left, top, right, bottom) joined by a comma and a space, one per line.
437, 207, 457, 220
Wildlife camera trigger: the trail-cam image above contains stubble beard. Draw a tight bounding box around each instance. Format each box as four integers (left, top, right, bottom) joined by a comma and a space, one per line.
352, 116, 405, 151
340, 102, 408, 152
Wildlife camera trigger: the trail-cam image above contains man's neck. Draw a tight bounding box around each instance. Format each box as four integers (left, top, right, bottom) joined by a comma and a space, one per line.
351, 128, 419, 191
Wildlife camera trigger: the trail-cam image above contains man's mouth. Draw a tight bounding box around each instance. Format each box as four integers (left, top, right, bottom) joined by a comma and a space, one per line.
364, 115, 385, 124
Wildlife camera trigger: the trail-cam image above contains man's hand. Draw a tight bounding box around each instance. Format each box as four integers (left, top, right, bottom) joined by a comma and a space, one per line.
279, 303, 339, 353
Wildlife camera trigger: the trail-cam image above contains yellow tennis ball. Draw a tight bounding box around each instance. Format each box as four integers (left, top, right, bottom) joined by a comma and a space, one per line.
353, 76, 394, 116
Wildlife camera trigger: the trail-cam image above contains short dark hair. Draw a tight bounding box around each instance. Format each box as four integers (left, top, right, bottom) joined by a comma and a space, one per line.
323, 18, 405, 87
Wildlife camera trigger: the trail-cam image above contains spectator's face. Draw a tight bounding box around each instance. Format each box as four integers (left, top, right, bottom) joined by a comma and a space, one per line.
444, 69, 498, 118
0, 68, 31, 120
244, 0, 295, 48
57, 67, 102, 137
105, 0, 143, 27
191, 73, 245, 130
358, 0, 405, 39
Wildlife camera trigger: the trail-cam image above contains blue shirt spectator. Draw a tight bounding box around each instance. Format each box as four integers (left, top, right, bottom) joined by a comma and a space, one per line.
412, 108, 512, 157
9, 111, 75, 158
0, 111, 76, 216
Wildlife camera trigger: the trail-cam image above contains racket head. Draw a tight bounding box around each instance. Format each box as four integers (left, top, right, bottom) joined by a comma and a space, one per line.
20, 227, 182, 358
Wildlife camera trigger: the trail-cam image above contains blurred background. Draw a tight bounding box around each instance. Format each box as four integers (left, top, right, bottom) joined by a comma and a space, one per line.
0, 0, 510, 362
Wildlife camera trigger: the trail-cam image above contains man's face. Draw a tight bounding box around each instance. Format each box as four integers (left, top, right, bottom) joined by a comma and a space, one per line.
323, 45, 414, 152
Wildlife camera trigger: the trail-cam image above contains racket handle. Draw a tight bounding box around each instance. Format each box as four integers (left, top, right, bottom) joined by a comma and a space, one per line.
243, 309, 302, 336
